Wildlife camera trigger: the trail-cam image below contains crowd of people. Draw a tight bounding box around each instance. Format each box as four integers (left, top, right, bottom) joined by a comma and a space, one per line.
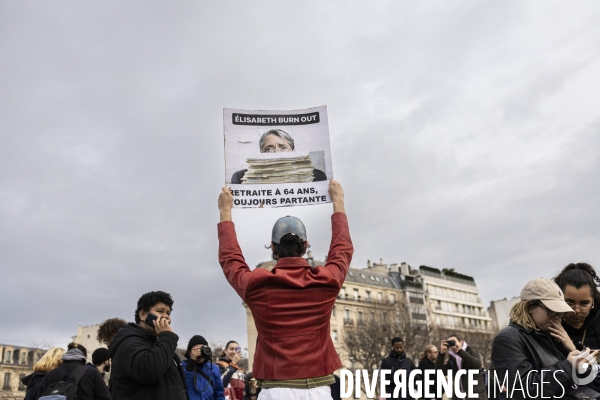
16, 179, 600, 400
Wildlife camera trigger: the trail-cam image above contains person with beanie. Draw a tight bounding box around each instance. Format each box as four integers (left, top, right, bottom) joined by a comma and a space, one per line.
35, 343, 111, 400
90, 348, 111, 386
181, 335, 225, 400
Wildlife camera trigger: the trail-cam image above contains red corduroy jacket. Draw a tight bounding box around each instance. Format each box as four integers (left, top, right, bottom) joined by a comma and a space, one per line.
218, 212, 353, 380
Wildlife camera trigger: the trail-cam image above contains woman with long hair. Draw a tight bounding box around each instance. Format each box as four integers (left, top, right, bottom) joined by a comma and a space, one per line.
491, 277, 596, 400
417, 344, 439, 400
553, 262, 600, 351
21, 347, 65, 400
215, 340, 245, 400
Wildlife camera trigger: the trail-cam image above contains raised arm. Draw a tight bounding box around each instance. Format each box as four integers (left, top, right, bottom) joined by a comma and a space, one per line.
323, 180, 353, 283
219, 187, 233, 222
218, 186, 253, 299
329, 179, 345, 214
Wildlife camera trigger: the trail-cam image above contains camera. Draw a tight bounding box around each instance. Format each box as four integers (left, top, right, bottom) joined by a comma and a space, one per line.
200, 346, 212, 358
447, 340, 456, 347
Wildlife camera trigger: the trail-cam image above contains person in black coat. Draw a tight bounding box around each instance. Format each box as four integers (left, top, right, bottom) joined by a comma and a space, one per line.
21, 347, 65, 400
435, 334, 488, 400
108, 290, 187, 400
380, 337, 415, 400
417, 344, 440, 400
35, 344, 110, 400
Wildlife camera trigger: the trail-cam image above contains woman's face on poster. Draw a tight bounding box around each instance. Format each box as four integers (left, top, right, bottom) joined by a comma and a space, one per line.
261, 134, 293, 153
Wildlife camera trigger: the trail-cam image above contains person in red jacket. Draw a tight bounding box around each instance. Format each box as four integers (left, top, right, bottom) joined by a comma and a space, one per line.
217, 180, 352, 400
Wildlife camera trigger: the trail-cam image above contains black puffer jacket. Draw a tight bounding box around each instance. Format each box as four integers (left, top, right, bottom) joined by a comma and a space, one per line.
108, 323, 186, 400
380, 350, 415, 400
491, 321, 574, 400
21, 372, 45, 400
417, 358, 439, 400
34, 361, 110, 400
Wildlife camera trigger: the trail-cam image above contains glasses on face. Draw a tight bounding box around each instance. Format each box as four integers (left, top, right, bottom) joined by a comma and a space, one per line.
540, 305, 567, 319
565, 301, 593, 311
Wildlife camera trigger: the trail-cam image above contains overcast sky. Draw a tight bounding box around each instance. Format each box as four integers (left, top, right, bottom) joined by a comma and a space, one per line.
2, 1, 599, 351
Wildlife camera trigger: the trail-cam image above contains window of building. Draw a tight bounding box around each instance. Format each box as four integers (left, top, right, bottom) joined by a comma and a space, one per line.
360, 274, 366, 279
3, 373, 11, 390
332, 330, 338, 342
366, 291, 371, 302
377, 292, 383, 302
370, 276, 375, 281
353, 289, 359, 300
19, 374, 26, 391
358, 311, 364, 324
348, 271, 354, 277
375, 277, 380, 281
20, 351, 26, 364
331, 307, 336, 318
344, 309, 350, 319
340, 287, 346, 298
389, 294, 395, 303
384, 278, 388, 283
5, 350, 12, 363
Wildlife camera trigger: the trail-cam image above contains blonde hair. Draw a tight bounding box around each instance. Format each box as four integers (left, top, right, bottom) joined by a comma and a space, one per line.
33, 348, 65, 373
421, 344, 436, 360
509, 300, 538, 330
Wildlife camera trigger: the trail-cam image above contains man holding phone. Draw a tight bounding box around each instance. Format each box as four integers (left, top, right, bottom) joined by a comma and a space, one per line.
108, 290, 187, 400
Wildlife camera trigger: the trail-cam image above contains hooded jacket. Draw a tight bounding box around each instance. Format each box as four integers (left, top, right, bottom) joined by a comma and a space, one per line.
491, 321, 574, 400
380, 350, 415, 400
21, 372, 45, 400
34, 357, 110, 400
108, 322, 186, 400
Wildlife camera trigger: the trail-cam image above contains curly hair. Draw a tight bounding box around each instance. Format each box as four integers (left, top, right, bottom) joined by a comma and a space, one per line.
97, 317, 127, 345
553, 262, 600, 310
134, 291, 174, 324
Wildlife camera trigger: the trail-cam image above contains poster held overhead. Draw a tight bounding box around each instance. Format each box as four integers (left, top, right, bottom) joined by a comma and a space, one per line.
224, 105, 333, 208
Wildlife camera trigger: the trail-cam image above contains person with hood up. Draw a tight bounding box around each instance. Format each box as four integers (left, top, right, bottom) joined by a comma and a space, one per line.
380, 337, 415, 400
182, 335, 225, 400
21, 347, 65, 400
34, 343, 110, 400
108, 290, 187, 400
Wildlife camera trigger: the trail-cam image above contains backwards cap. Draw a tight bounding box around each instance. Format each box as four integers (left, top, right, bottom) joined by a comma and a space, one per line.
271, 215, 307, 244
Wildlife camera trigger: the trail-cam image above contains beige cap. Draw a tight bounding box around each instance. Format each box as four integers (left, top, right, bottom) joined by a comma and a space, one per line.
520, 277, 575, 313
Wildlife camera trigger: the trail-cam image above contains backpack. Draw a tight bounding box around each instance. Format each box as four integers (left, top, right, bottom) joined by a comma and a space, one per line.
39, 365, 87, 400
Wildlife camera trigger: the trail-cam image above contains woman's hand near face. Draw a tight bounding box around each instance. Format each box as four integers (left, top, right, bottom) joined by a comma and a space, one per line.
548, 320, 576, 352
231, 351, 243, 364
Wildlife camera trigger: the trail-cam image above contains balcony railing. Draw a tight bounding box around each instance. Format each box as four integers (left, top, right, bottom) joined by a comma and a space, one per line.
344, 318, 354, 325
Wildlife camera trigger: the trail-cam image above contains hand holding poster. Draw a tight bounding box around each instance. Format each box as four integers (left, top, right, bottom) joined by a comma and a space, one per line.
224, 106, 333, 208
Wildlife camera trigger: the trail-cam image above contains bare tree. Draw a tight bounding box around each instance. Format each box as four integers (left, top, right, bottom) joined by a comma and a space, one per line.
342, 297, 430, 397
29, 340, 54, 350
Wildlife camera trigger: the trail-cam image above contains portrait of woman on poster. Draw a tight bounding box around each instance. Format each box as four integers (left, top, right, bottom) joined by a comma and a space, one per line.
230, 129, 327, 184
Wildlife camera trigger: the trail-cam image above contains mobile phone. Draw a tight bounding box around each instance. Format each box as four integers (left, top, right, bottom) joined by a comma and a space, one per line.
145, 313, 158, 328
235, 346, 241, 353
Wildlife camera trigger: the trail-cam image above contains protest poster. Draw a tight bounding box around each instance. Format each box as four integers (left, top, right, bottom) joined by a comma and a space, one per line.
223, 105, 333, 208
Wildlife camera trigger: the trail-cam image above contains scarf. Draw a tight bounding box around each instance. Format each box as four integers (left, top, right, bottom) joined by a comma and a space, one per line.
62, 348, 86, 361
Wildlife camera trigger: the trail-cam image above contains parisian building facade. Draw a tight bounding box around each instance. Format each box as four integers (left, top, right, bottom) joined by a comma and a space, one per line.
244, 253, 493, 370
